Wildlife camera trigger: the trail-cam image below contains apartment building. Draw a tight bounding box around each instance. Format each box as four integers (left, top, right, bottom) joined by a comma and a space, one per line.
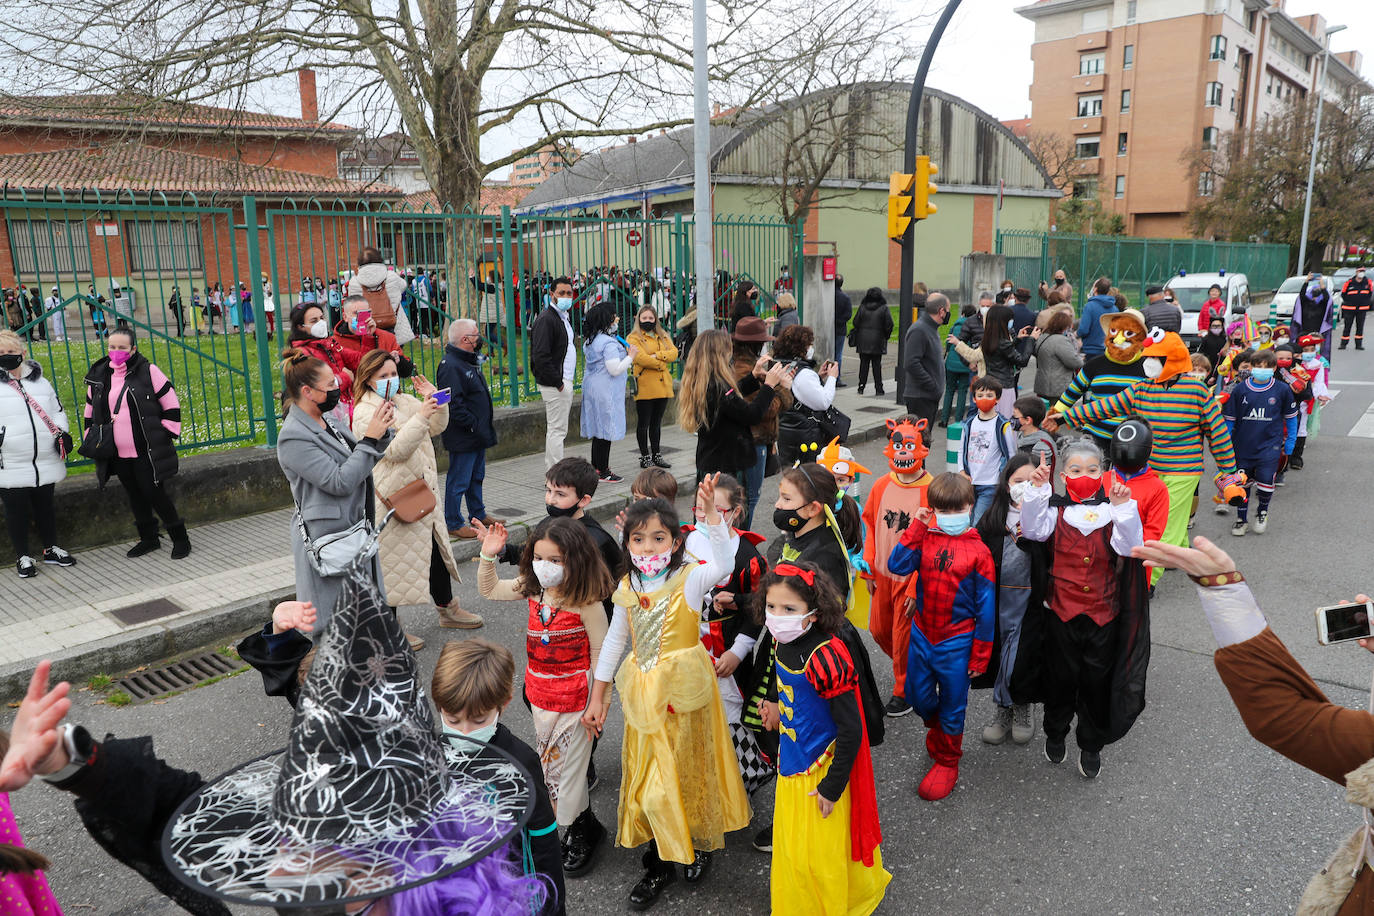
510, 143, 580, 185
1017, 0, 1365, 237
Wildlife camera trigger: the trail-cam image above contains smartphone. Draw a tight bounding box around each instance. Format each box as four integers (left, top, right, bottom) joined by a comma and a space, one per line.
432, 387, 452, 406
358, 309, 371, 326
1316, 601, 1374, 645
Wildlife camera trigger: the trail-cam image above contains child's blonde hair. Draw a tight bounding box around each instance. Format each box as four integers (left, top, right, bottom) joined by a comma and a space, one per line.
631, 467, 678, 502
431, 639, 515, 717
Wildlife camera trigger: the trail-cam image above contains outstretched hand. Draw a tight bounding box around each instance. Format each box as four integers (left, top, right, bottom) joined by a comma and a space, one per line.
1108, 481, 1132, 506
472, 518, 508, 557
0, 660, 72, 792
272, 600, 317, 635
1131, 535, 1237, 578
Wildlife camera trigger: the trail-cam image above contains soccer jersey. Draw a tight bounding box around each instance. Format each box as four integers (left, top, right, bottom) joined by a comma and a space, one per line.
1222, 378, 1299, 462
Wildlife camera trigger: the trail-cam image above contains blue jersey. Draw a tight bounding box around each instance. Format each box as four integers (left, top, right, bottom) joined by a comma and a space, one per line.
1222, 378, 1299, 461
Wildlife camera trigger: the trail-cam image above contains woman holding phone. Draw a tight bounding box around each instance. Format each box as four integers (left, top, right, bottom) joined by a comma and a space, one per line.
351, 350, 482, 645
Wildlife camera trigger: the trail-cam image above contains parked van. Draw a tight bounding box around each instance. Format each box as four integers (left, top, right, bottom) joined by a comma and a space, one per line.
1164, 271, 1249, 347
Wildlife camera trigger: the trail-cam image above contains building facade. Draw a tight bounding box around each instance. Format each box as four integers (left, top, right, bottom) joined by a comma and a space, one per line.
1018, 0, 1365, 238
511, 144, 580, 186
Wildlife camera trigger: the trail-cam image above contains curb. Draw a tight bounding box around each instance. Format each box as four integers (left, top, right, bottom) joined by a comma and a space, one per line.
0, 412, 898, 702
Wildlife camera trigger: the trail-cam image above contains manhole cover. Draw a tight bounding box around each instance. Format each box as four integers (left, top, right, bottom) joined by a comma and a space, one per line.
109, 597, 185, 626
857, 405, 896, 414
488, 508, 524, 518
114, 651, 244, 702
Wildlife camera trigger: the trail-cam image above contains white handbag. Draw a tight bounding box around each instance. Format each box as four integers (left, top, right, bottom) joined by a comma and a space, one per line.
294, 508, 392, 577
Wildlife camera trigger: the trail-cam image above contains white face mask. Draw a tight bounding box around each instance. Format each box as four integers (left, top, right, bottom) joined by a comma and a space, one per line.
1009, 481, 1032, 506
531, 559, 565, 590
979, 306, 990, 319
309, 319, 328, 339
765, 610, 814, 643
805, 345, 815, 360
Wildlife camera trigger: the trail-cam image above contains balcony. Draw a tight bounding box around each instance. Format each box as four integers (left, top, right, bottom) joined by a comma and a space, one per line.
1071, 158, 1102, 176
1077, 31, 1109, 51
1070, 116, 1104, 135
1072, 73, 1105, 92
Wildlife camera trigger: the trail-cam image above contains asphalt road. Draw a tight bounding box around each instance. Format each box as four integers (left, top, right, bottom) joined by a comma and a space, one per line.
11, 343, 1374, 916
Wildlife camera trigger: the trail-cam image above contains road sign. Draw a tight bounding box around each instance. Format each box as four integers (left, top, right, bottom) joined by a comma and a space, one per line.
627, 229, 642, 247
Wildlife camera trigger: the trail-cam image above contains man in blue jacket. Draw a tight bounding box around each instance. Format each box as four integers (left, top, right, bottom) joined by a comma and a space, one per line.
436, 318, 501, 540
1077, 276, 1118, 358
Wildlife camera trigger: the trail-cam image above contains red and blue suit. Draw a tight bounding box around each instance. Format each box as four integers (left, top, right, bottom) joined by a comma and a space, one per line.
888, 521, 995, 786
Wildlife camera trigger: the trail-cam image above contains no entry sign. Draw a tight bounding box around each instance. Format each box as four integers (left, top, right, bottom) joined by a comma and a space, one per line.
627, 229, 642, 246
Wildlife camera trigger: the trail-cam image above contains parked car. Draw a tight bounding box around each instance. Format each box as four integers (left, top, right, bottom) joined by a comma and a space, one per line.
1270, 275, 1305, 321
1164, 271, 1250, 348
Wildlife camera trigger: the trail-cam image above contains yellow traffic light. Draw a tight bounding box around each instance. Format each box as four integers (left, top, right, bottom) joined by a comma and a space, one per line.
914, 155, 940, 219
887, 171, 914, 241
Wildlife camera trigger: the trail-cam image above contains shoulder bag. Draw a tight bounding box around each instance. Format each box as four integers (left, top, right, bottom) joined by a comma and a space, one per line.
294, 508, 382, 578
78, 379, 131, 461
358, 280, 397, 330
6, 378, 72, 459
379, 478, 436, 524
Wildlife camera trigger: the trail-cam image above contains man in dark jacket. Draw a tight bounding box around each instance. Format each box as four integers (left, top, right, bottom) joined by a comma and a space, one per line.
1140, 285, 1183, 333
833, 275, 852, 385
1339, 267, 1372, 350
1077, 276, 1118, 357
902, 292, 949, 445
1010, 288, 1037, 332
530, 277, 576, 469
437, 318, 501, 539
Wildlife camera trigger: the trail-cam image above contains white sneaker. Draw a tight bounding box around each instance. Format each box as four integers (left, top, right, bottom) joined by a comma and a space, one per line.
1214, 504, 1229, 515
1231, 519, 1247, 537
1253, 510, 1269, 534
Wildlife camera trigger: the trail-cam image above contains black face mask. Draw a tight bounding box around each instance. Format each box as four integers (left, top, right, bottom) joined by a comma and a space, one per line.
773, 506, 808, 533
473, 338, 485, 353
1053, 277, 1064, 286
639, 320, 656, 332
318, 389, 342, 414
0, 353, 22, 371
546, 502, 579, 519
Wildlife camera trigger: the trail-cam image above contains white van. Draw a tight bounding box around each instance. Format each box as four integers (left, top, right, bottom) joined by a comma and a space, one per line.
1164, 271, 1249, 347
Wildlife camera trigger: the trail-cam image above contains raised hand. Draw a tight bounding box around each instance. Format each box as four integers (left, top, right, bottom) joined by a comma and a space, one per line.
914, 505, 934, 527
1108, 481, 1132, 506
411, 374, 437, 398
0, 660, 72, 791
472, 519, 508, 557
272, 600, 317, 635
1031, 462, 1052, 487
365, 399, 395, 439
697, 473, 721, 526
1131, 535, 1237, 577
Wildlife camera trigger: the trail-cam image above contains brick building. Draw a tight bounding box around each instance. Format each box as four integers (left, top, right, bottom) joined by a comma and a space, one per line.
510, 143, 580, 186
1017, 0, 1366, 237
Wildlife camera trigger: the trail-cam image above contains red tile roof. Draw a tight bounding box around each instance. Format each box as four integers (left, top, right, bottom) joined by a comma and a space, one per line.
1001, 117, 1031, 138
0, 143, 399, 197
0, 94, 354, 135
403, 183, 535, 215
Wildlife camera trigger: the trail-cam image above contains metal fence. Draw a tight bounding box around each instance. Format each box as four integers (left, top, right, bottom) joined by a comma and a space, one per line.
1, 191, 802, 458
996, 230, 1291, 309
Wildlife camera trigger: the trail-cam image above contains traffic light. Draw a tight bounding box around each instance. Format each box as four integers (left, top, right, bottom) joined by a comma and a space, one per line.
914, 155, 939, 219
887, 171, 914, 241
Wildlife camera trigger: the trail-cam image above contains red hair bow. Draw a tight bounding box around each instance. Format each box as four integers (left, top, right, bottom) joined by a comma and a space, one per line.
774, 563, 815, 586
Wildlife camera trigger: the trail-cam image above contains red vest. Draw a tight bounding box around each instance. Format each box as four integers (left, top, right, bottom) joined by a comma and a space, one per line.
1049, 512, 1120, 627
525, 598, 592, 713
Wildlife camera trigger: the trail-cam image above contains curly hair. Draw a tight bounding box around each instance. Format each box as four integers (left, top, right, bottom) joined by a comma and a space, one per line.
751, 559, 846, 635
772, 324, 814, 361
516, 517, 615, 607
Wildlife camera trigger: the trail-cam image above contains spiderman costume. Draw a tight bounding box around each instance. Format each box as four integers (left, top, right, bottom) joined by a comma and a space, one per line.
888, 520, 995, 800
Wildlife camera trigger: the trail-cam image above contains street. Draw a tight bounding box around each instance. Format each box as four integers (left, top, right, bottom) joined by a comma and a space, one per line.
11, 348, 1374, 916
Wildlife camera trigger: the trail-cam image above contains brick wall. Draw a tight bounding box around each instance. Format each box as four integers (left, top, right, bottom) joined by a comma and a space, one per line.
971, 194, 994, 252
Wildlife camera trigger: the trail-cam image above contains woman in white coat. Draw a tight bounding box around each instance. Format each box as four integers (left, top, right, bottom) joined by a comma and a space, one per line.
0, 330, 76, 578
351, 350, 482, 650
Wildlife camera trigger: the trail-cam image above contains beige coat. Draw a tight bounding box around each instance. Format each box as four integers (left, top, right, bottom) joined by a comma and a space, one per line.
352, 390, 460, 606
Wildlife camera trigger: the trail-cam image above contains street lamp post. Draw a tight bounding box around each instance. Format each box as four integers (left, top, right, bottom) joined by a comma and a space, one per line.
1297, 24, 1346, 274
692, 0, 713, 335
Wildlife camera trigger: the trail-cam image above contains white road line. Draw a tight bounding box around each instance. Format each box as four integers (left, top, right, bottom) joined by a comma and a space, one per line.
1331, 380, 1374, 386
1349, 399, 1374, 438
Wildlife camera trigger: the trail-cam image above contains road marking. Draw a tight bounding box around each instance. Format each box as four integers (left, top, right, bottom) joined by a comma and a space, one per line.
1349, 399, 1374, 438
1330, 380, 1374, 386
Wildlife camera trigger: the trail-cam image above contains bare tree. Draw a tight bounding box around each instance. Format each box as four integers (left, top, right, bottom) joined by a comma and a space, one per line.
1023, 129, 1081, 195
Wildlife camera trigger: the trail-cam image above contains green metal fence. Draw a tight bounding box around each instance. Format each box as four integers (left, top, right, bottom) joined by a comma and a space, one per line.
1, 192, 801, 460
996, 230, 1291, 309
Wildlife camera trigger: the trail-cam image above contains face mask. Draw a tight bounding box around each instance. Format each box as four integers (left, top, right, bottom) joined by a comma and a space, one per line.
1276, 357, 1292, 368
531, 559, 564, 590
974, 396, 998, 413
1274, 336, 1290, 345
1002, 287, 1013, 294
317, 388, 342, 414
773, 506, 810, 533
979, 306, 990, 319
1302, 350, 1317, 361
108, 349, 132, 366
1009, 481, 1032, 505
472, 337, 485, 353
934, 512, 972, 536
805, 346, 815, 360
0, 353, 22, 371
764, 610, 813, 644
640, 320, 656, 332
1064, 474, 1102, 503
442, 718, 498, 757
308, 319, 329, 339
555, 297, 573, 312
630, 549, 674, 580
1249, 367, 1275, 384
1007, 319, 1015, 331
1054, 277, 1065, 286
545, 501, 580, 519
373, 377, 401, 400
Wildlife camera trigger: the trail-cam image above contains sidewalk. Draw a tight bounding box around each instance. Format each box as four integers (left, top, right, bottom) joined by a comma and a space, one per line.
0, 367, 912, 697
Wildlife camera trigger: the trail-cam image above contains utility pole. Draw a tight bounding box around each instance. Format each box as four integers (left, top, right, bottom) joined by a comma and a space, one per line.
692, 0, 713, 334
1297, 24, 1345, 274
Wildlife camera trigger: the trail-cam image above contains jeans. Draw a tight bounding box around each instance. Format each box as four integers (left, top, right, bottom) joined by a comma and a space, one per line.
834, 334, 845, 366
0, 484, 57, 558
444, 449, 487, 530
972, 484, 997, 525
858, 355, 884, 391
538, 383, 573, 469
741, 444, 768, 529
112, 456, 182, 535
635, 397, 668, 456
942, 370, 969, 422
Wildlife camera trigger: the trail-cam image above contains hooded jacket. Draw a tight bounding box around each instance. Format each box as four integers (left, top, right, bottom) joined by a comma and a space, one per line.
83, 351, 180, 486
0, 360, 69, 489
851, 292, 894, 355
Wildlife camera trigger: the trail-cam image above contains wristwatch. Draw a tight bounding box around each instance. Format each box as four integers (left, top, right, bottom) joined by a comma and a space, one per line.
40, 723, 97, 783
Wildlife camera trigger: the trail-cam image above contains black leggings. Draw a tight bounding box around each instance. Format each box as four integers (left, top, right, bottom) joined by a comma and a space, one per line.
635, 397, 668, 456
857, 354, 884, 390
429, 538, 454, 606
112, 456, 181, 533
0, 484, 57, 558
590, 437, 612, 474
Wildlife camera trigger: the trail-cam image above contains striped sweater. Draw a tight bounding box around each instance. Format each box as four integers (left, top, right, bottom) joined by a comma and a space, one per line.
1053, 355, 1150, 440
1061, 375, 1236, 475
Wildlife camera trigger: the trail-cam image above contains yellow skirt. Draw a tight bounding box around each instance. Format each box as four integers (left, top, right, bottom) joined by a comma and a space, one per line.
846, 582, 871, 631
614, 644, 752, 864
771, 748, 891, 916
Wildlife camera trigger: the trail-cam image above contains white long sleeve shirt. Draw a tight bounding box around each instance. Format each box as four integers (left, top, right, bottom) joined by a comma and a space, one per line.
1018, 481, 1143, 557
790, 367, 837, 411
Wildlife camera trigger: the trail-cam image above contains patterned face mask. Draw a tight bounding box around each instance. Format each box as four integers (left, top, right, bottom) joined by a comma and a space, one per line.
630, 549, 673, 580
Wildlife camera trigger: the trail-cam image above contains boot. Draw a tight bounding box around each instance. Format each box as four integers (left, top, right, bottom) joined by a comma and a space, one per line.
917, 727, 961, 801
562, 808, 607, 877
651, 453, 671, 469
438, 599, 484, 629
1011, 703, 1035, 744
126, 522, 162, 558
639, 454, 653, 469
168, 522, 192, 560
629, 843, 676, 910
981, 705, 1013, 744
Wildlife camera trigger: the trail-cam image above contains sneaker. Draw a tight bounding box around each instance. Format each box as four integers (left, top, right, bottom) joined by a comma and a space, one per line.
1011, 704, 1035, 744
1044, 735, 1066, 764
598, 471, 624, 483
1290, 456, 1304, 470
1275, 475, 1286, 488
981, 705, 1013, 745
1253, 510, 1269, 534
438, 601, 484, 629
41, 546, 76, 567
1187, 515, 1196, 529
884, 696, 913, 718
1078, 749, 1102, 779
1231, 519, 1247, 537
751, 825, 773, 853
16, 556, 36, 579
1213, 503, 1229, 515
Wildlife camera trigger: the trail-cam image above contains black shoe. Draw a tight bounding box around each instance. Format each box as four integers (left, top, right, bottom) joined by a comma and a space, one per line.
835, 381, 847, 388
586, 757, 599, 792
938, 418, 949, 428
1359, 344, 1366, 351
1340, 342, 1349, 350
752, 825, 773, 853
1078, 749, 1102, 779
17, 556, 37, 579
683, 850, 711, 884
875, 388, 886, 396
1289, 456, 1304, 471
598, 471, 624, 483
640, 455, 653, 469
628, 866, 677, 910
126, 537, 162, 558
1045, 735, 1066, 764
857, 384, 865, 395
562, 810, 607, 877
41, 546, 76, 567
651, 453, 671, 469
884, 696, 913, 718
168, 523, 192, 560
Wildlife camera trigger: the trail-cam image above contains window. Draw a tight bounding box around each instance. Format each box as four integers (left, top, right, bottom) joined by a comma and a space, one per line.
1079, 53, 1105, 75
1229, 91, 1236, 113
1120, 89, 1131, 112
1198, 172, 1216, 196
1202, 127, 1219, 150
1246, 10, 1257, 33
1206, 81, 1223, 107
1078, 94, 1103, 117
8, 219, 94, 275
1082, 8, 1109, 31
1210, 36, 1227, 61
1075, 137, 1101, 159
124, 219, 205, 273
1118, 132, 1129, 155
1126, 1, 1137, 24
1115, 175, 1126, 198
1073, 178, 1100, 199
1123, 44, 1134, 69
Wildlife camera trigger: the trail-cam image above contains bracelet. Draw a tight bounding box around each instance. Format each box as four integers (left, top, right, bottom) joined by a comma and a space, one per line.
1189, 570, 1245, 588
478, 552, 497, 563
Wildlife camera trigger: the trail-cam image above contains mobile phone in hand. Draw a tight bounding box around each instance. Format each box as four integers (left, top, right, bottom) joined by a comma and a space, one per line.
432, 387, 452, 406
1316, 601, 1374, 645
358, 309, 371, 326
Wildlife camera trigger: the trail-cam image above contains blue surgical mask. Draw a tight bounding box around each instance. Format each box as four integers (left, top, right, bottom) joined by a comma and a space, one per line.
373, 377, 401, 400
1007, 319, 1015, 331
935, 512, 972, 536
442, 718, 499, 757
556, 297, 573, 312
1249, 367, 1274, 384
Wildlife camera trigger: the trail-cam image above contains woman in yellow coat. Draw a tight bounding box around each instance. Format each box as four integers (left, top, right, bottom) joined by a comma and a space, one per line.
627, 303, 679, 470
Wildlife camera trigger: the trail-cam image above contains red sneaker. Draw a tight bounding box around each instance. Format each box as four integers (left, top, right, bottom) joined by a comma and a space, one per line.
917, 762, 959, 801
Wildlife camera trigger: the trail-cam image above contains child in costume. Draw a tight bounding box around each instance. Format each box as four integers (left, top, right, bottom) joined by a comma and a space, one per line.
1019, 441, 1146, 779
960, 376, 1018, 523
1221, 348, 1298, 537
1106, 418, 1170, 548
817, 438, 875, 629
1049, 308, 1151, 454
887, 472, 996, 800
757, 561, 891, 915
582, 476, 751, 910
473, 516, 616, 879
1288, 333, 1331, 471
860, 417, 933, 716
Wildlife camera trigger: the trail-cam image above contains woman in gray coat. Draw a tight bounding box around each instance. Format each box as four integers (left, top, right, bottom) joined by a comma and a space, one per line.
1032, 308, 1084, 404
276, 347, 394, 637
